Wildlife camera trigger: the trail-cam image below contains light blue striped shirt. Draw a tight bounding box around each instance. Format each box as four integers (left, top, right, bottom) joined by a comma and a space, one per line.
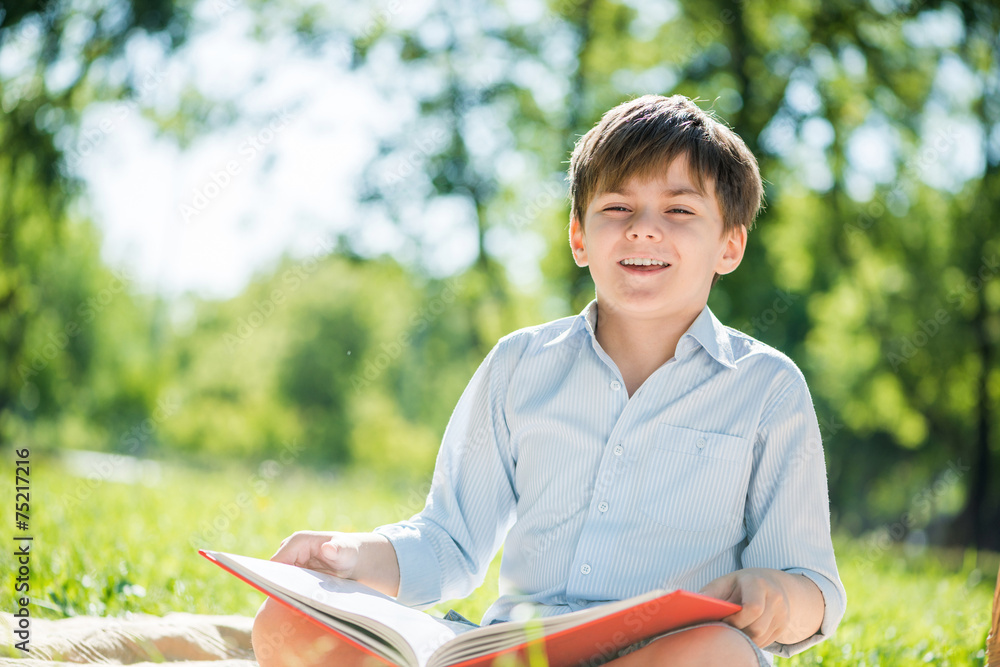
375, 300, 846, 659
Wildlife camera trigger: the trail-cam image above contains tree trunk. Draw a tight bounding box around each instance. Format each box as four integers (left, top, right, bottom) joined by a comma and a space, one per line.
957, 281, 994, 550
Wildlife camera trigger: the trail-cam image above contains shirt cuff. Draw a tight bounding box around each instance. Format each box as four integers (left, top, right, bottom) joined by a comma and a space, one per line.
372, 521, 442, 609
764, 568, 846, 657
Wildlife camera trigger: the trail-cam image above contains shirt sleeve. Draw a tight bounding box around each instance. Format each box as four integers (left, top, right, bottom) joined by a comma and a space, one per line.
740, 370, 847, 657
373, 341, 519, 609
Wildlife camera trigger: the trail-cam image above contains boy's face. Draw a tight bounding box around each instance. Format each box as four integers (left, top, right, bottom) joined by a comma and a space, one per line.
569, 153, 746, 325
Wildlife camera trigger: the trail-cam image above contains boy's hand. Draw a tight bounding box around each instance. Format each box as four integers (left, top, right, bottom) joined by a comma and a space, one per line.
270, 531, 401, 597
271, 530, 363, 579
699, 567, 824, 648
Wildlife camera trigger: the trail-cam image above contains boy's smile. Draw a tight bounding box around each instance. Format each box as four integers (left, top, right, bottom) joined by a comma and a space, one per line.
570, 153, 746, 328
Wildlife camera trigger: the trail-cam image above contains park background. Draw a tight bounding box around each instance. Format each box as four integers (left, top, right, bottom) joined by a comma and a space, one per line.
1, 0, 998, 664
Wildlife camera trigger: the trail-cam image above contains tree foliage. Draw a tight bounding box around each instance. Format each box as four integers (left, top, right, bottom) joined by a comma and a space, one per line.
0, 0, 194, 449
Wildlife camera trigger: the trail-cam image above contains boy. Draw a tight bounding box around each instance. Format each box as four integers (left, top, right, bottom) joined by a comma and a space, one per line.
252, 94, 846, 667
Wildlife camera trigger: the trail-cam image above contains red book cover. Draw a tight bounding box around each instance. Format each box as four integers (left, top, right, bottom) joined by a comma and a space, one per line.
447, 588, 741, 667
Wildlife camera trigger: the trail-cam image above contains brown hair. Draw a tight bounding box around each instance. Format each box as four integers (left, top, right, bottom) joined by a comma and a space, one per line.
568, 95, 764, 238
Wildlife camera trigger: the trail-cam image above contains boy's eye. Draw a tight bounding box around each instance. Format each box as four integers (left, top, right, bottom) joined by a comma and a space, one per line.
602, 205, 693, 214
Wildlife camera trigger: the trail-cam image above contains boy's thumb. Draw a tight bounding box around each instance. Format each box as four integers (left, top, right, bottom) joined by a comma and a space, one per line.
318, 535, 359, 579
320, 540, 342, 564
698, 575, 736, 602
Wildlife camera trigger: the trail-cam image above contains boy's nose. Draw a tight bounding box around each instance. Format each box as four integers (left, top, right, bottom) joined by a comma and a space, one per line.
625, 211, 662, 241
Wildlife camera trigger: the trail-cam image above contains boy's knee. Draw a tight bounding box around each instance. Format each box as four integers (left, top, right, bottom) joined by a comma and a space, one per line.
252, 598, 298, 665
629, 625, 760, 667
251, 598, 377, 667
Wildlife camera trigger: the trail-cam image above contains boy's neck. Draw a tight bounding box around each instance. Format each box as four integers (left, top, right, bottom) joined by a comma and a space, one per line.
593, 301, 704, 396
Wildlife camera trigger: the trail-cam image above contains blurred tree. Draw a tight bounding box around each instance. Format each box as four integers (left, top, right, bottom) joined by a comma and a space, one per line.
157, 251, 538, 475
0, 0, 193, 447
782, 0, 1000, 549
246, 0, 568, 347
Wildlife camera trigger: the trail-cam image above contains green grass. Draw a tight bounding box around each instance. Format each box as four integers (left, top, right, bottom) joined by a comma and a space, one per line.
0, 453, 994, 665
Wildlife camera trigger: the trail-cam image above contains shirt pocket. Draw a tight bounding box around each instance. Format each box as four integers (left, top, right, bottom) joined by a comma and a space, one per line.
639, 423, 751, 532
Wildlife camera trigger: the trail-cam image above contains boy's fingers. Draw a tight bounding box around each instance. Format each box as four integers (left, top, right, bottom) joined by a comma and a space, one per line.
698, 573, 738, 603
269, 540, 302, 564
724, 581, 786, 647
265, 531, 361, 580
722, 603, 759, 631
701, 574, 760, 630
270, 531, 329, 565
739, 613, 782, 648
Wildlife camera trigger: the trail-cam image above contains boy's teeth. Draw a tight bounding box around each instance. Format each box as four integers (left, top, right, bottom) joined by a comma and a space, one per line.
621, 258, 665, 266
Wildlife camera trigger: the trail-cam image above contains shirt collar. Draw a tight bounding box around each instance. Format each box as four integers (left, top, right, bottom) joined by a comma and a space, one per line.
678, 304, 737, 369
569, 299, 737, 370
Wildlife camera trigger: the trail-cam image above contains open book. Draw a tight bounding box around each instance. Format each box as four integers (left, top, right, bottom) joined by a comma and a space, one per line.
201, 550, 740, 667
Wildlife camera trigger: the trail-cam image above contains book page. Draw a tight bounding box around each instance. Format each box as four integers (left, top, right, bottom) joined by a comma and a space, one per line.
204, 551, 477, 667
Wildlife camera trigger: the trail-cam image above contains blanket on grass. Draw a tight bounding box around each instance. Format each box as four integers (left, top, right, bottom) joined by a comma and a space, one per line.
0, 612, 255, 666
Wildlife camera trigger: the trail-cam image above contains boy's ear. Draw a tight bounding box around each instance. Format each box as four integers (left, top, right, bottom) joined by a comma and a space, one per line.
569, 216, 589, 267
715, 225, 747, 277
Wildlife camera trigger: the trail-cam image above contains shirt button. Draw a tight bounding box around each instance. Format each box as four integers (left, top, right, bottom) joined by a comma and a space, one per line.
598, 501, 609, 513
580, 564, 592, 575
610, 380, 621, 391
696, 437, 707, 449
613, 444, 624, 456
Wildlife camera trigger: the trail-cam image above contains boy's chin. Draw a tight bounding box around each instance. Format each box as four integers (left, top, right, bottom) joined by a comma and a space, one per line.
598, 296, 704, 318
